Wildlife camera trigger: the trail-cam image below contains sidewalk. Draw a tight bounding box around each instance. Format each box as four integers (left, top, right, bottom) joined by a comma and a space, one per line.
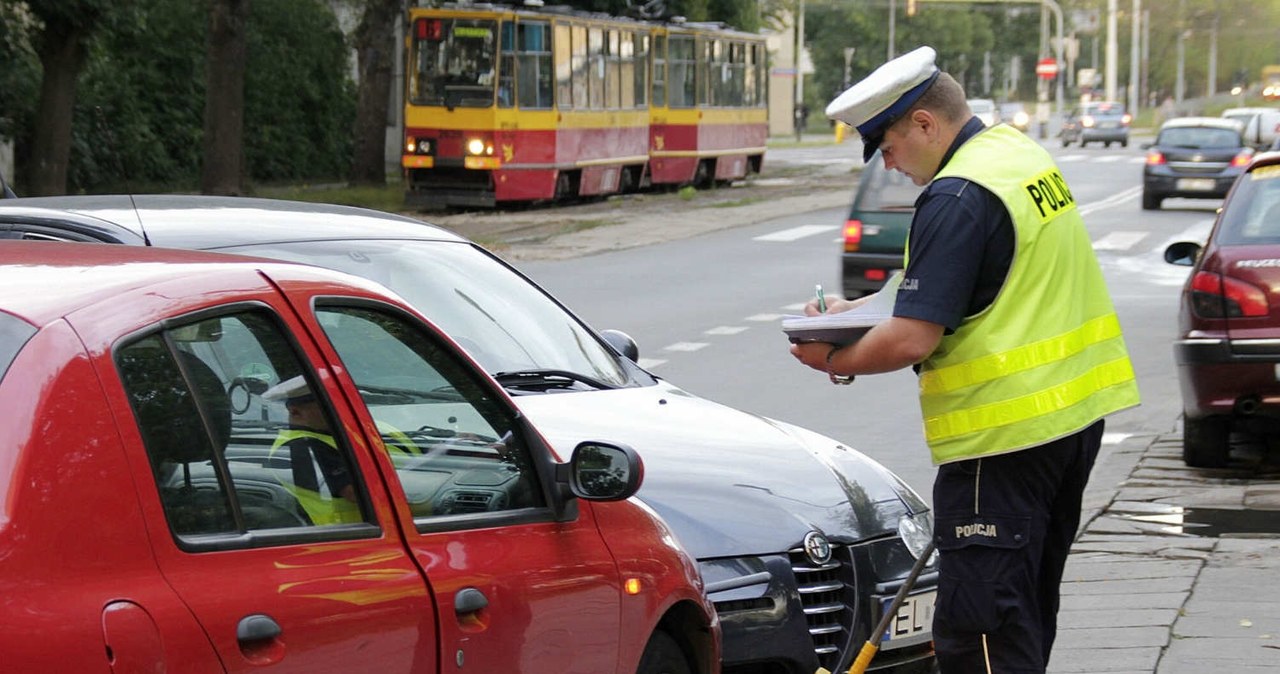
1049, 426, 1280, 672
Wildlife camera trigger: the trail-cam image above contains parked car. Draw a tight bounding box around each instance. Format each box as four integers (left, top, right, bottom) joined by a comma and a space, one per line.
841, 151, 922, 298
1060, 100, 1131, 147
967, 98, 998, 126
1163, 150, 1280, 468
0, 241, 718, 673
1142, 116, 1253, 210
999, 101, 1032, 132
0, 196, 939, 674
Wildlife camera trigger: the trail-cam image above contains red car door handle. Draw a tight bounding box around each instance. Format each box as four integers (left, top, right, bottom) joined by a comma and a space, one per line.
237, 614, 282, 643
454, 588, 488, 615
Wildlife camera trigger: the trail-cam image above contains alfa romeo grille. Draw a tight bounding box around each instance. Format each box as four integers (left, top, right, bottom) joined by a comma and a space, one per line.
789, 545, 855, 671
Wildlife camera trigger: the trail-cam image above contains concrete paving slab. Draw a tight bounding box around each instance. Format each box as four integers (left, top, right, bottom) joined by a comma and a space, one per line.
1059, 576, 1196, 595
1057, 608, 1182, 629
1059, 591, 1187, 611
1046, 646, 1162, 672
1157, 638, 1280, 672
1062, 558, 1200, 581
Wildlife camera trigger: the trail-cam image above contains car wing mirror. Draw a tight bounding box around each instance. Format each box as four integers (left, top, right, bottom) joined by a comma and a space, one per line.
560, 441, 643, 502
600, 329, 639, 362
1164, 241, 1202, 267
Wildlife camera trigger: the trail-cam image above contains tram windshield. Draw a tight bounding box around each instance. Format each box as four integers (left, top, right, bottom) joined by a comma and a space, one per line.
409, 18, 498, 108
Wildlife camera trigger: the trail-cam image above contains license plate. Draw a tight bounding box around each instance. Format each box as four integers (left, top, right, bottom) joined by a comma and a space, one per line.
878, 590, 936, 647
1177, 178, 1216, 191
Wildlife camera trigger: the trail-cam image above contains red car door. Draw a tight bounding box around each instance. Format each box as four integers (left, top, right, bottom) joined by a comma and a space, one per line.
75, 272, 439, 674
292, 295, 625, 673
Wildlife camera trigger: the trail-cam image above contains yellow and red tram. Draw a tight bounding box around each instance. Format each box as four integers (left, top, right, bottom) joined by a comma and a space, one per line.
402, 2, 768, 208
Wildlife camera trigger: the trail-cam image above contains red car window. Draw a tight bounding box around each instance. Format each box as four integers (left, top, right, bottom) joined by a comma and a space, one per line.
117, 311, 373, 539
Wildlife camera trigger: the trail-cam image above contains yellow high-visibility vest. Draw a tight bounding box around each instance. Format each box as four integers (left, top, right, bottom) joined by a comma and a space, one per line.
913, 124, 1140, 464
270, 429, 362, 525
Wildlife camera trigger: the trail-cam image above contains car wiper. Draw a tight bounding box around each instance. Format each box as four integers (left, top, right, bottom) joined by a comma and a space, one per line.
355, 383, 466, 403
492, 368, 617, 392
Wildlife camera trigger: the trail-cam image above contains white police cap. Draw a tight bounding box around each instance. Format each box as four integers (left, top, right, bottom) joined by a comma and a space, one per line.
825, 46, 940, 161
262, 375, 315, 403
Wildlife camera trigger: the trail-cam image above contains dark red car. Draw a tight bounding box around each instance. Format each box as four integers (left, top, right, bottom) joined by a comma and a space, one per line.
1165, 151, 1280, 467
0, 242, 718, 673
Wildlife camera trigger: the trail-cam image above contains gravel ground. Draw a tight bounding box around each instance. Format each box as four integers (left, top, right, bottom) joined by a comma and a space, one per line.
401, 149, 860, 261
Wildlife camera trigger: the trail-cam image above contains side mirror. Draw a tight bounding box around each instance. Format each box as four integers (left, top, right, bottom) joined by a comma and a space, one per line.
565, 441, 643, 501
600, 329, 639, 362
1164, 241, 1202, 267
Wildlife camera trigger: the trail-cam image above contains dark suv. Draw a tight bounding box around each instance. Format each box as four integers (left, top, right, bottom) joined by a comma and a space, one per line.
1060, 100, 1130, 147
1164, 150, 1280, 467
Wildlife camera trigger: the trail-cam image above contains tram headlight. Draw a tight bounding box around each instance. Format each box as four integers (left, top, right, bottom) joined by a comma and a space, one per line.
405, 137, 432, 155
466, 138, 493, 156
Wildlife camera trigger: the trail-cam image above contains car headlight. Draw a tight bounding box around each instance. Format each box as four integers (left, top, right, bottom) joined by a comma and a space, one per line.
898, 509, 937, 563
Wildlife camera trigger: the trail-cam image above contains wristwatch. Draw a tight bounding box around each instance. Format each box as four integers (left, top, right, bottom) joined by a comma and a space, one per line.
826, 345, 855, 385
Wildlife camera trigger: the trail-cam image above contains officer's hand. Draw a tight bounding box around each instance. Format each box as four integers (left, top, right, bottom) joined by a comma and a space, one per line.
805, 296, 857, 316
790, 340, 836, 372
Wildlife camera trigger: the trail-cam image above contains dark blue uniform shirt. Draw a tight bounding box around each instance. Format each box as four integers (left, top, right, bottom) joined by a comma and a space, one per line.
893, 117, 1015, 332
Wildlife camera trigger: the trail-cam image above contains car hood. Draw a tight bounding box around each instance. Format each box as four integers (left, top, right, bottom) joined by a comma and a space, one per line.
513, 381, 913, 560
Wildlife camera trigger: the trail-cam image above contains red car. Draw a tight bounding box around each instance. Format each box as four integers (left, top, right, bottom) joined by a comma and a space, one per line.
1165, 151, 1280, 467
0, 242, 718, 673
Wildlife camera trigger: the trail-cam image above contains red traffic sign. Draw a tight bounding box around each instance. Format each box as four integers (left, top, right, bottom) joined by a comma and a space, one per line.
1036, 57, 1059, 79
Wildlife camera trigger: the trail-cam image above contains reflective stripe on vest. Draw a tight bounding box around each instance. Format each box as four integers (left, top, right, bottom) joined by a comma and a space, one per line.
918, 125, 1140, 464
270, 429, 361, 525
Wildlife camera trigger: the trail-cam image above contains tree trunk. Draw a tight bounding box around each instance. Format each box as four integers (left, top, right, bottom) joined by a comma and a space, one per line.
349, 0, 402, 186
27, 17, 89, 196
201, 0, 251, 196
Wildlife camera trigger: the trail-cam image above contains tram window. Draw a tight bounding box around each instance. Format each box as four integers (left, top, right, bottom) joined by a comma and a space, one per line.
728, 42, 745, 107
555, 24, 571, 109
409, 18, 497, 108
499, 23, 515, 108
588, 27, 604, 109
517, 22, 552, 109
634, 33, 648, 108
620, 32, 635, 109
652, 35, 666, 108
745, 43, 759, 107
606, 30, 622, 109
571, 25, 588, 109
668, 36, 694, 108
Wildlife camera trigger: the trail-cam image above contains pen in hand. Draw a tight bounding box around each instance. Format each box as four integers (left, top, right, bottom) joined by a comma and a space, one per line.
814, 284, 827, 313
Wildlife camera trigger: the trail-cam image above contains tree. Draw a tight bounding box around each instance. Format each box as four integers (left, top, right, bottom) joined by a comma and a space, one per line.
202, 0, 251, 195
22, 0, 115, 196
349, 0, 402, 186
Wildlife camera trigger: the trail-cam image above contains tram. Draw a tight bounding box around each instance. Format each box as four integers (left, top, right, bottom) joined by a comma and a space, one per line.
401, 2, 769, 208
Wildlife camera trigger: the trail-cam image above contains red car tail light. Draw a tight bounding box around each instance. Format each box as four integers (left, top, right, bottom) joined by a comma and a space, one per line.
843, 219, 863, 252
1231, 150, 1254, 168
1189, 271, 1269, 318
1121, 113, 1133, 125
1081, 115, 1096, 128
1146, 151, 1167, 165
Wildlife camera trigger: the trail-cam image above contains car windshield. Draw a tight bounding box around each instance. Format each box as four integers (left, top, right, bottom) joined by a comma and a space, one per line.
1158, 127, 1241, 149
860, 154, 924, 211
217, 239, 633, 389
1216, 166, 1280, 245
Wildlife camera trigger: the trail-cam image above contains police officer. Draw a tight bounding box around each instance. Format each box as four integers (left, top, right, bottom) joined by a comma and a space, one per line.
264, 375, 361, 525
790, 46, 1140, 673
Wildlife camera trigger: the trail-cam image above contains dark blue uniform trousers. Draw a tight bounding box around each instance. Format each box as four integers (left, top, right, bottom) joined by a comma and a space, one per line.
932, 419, 1104, 673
